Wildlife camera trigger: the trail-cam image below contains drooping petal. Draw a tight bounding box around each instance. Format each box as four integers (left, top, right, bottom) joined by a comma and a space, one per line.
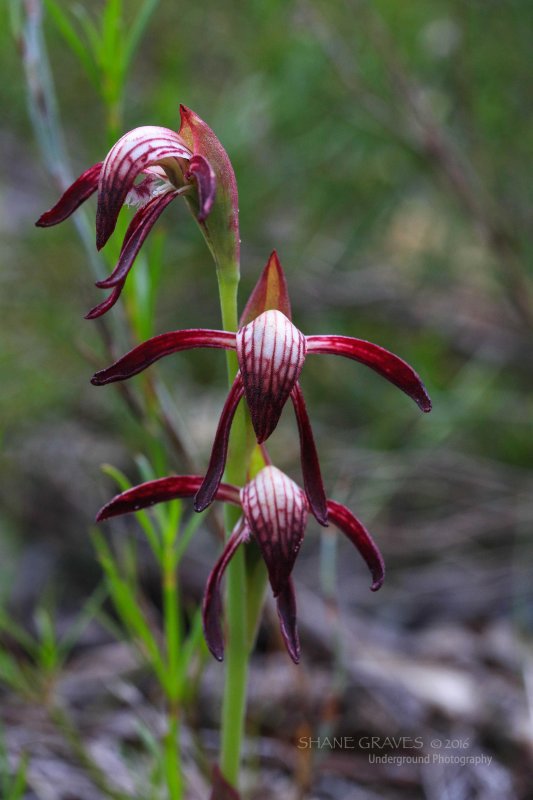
202, 519, 248, 661
194, 374, 245, 512
178, 106, 239, 282
96, 189, 181, 289
240, 466, 308, 596
306, 335, 432, 413
96, 475, 241, 522
290, 383, 328, 526
239, 250, 292, 327
96, 126, 191, 250
91, 329, 237, 385
326, 499, 385, 591
85, 279, 125, 319
185, 154, 216, 222
276, 578, 300, 664
36, 162, 103, 227
237, 310, 306, 443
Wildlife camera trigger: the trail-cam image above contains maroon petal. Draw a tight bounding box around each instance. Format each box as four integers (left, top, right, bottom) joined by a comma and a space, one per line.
306, 335, 432, 413
185, 154, 216, 222
237, 310, 306, 443
241, 466, 308, 596
239, 250, 292, 327
202, 520, 247, 661
326, 500, 385, 591
276, 578, 300, 664
85, 279, 125, 319
96, 189, 180, 289
91, 329, 237, 384
194, 374, 245, 512
96, 475, 241, 522
36, 162, 103, 227
290, 382, 328, 526
96, 126, 191, 250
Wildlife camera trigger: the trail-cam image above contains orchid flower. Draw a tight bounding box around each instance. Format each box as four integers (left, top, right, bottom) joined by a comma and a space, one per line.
36, 106, 239, 318
96, 465, 384, 663
90, 252, 432, 525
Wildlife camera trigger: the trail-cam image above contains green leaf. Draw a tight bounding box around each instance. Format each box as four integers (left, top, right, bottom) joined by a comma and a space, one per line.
71, 5, 103, 68
92, 530, 167, 685
124, 0, 160, 72
56, 582, 108, 669
44, 0, 100, 88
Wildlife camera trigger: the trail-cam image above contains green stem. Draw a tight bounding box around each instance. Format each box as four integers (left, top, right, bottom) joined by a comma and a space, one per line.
164, 702, 182, 800
215, 268, 251, 787
162, 534, 183, 800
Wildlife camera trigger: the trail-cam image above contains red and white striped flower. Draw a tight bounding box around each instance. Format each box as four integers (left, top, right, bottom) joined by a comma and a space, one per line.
96, 465, 385, 663
36, 106, 239, 318
90, 252, 431, 525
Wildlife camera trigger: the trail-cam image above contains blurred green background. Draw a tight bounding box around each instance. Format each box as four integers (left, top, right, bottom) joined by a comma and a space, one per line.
1, 0, 532, 797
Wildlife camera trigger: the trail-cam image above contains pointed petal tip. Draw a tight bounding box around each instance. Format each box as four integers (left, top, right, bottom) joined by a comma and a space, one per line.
276, 578, 301, 663
210, 646, 224, 662
96, 233, 107, 251
36, 163, 103, 229
327, 499, 385, 592
315, 509, 329, 527
289, 650, 301, 664
420, 393, 432, 413
193, 496, 211, 513
95, 504, 112, 522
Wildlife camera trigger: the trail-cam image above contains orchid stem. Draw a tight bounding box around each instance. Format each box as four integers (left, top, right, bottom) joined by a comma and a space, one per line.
215, 266, 251, 788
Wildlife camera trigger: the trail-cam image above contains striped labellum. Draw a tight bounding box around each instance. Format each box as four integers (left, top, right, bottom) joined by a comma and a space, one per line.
237, 310, 307, 443
241, 465, 309, 595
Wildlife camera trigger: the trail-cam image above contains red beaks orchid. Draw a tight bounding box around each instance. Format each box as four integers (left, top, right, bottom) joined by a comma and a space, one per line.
90, 252, 432, 525
96, 465, 385, 664
36, 106, 239, 318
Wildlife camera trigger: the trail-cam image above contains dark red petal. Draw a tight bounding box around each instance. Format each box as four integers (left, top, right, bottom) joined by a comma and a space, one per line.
185, 154, 216, 222
36, 162, 103, 227
96, 475, 241, 521
91, 329, 236, 385
96, 126, 191, 250
209, 765, 241, 800
194, 374, 245, 512
276, 578, 300, 664
96, 189, 179, 289
239, 250, 292, 327
241, 466, 308, 596
237, 310, 306, 443
290, 382, 328, 526
85, 279, 125, 319
202, 520, 247, 661
306, 335, 432, 413
326, 499, 385, 591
